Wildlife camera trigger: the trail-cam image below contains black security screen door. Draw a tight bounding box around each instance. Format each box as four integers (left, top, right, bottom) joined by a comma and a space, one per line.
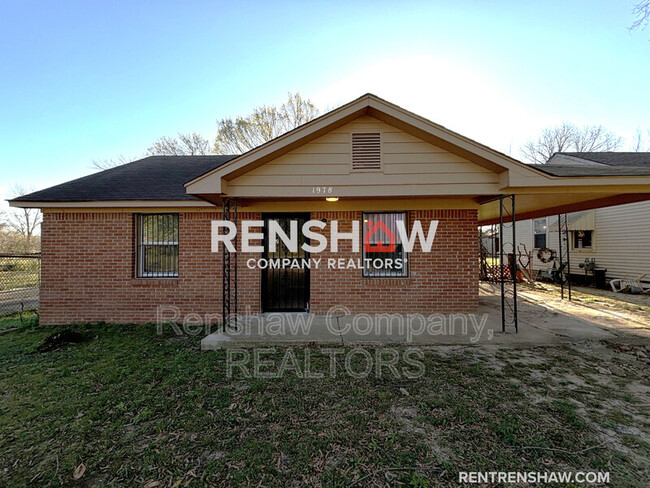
261, 213, 310, 312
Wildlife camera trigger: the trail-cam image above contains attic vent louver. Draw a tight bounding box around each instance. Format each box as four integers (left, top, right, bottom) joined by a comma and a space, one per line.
352, 133, 381, 171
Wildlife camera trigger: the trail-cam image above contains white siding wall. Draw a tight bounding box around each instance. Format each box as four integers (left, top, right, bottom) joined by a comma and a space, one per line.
499, 201, 650, 280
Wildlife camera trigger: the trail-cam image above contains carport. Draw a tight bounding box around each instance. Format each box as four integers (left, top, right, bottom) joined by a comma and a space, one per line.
477, 157, 650, 333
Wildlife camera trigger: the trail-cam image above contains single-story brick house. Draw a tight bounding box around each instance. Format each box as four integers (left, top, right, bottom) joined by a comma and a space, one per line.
10, 94, 650, 325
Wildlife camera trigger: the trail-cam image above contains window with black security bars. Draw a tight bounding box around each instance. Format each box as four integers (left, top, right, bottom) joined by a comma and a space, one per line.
136, 214, 179, 277
362, 212, 408, 277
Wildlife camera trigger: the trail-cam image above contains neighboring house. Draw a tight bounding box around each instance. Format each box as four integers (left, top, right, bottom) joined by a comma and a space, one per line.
9, 95, 650, 325
480, 226, 499, 255
503, 153, 650, 281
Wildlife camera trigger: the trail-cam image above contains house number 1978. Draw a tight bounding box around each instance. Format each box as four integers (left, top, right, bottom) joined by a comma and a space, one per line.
312, 186, 333, 194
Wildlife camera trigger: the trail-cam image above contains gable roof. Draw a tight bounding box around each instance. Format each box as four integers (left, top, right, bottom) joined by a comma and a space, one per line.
185, 93, 549, 196
11, 155, 236, 203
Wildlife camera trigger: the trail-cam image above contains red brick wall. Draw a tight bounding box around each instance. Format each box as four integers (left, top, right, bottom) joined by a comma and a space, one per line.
40, 208, 477, 325
40, 210, 261, 325
309, 210, 478, 314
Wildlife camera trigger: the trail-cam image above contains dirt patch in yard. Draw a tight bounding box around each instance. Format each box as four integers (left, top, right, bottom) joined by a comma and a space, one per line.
35, 328, 85, 353
526, 282, 650, 327
463, 342, 650, 476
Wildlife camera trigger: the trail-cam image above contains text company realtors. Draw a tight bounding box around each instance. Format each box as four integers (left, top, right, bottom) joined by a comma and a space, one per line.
246, 257, 406, 270
211, 218, 439, 255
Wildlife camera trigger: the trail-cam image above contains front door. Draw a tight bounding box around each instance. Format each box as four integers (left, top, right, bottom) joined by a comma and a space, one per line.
261, 213, 310, 312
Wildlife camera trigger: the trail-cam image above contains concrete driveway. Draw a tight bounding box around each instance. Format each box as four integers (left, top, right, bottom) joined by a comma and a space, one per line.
201, 283, 650, 350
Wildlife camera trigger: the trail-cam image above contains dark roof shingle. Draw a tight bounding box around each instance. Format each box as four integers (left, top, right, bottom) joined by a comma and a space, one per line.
11, 155, 236, 203
554, 152, 650, 167
538, 152, 650, 177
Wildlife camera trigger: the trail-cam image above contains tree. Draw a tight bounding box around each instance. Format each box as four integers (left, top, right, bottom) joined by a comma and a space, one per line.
92, 155, 134, 170
630, 1, 650, 31
214, 92, 319, 154
147, 132, 212, 156
632, 129, 644, 152
0, 221, 40, 253
91, 92, 318, 170
4, 185, 42, 252
521, 123, 623, 164
91, 132, 212, 171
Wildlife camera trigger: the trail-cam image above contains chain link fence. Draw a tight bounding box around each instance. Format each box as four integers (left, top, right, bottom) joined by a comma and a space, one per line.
0, 254, 40, 317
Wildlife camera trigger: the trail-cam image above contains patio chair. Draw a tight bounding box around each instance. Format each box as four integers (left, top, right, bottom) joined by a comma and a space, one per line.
539, 261, 568, 284
610, 274, 650, 294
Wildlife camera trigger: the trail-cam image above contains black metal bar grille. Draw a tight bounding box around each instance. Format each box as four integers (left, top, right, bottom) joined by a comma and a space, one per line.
557, 213, 572, 301
261, 214, 310, 312
222, 199, 238, 331
362, 212, 408, 278
138, 214, 178, 278
499, 195, 518, 333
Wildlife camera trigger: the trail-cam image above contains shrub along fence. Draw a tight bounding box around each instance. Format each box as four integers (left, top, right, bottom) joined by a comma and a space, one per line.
0, 254, 40, 317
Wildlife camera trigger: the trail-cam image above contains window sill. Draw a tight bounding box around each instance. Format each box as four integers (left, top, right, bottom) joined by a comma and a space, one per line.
362, 277, 412, 286
131, 278, 179, 287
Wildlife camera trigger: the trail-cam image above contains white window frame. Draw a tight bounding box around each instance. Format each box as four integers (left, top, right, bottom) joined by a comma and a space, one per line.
533, 217, 548, 249
572, 230, 594, 251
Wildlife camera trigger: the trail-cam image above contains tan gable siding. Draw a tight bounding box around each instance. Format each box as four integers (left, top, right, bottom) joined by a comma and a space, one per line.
225, 115, 499, 197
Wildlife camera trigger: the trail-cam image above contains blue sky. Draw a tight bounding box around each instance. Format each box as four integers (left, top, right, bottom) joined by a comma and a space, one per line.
1, 0, 649, 208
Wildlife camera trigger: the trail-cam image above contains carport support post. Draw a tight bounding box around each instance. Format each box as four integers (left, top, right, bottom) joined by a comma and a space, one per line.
222, 198, 238, 332
511, 196, 518, 332
498, 194, 518, 333
557, 213, 572, 301
499, 200, 504, 331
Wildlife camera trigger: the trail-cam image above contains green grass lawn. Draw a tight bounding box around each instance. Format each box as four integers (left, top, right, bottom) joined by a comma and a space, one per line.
0, 317, 648, 487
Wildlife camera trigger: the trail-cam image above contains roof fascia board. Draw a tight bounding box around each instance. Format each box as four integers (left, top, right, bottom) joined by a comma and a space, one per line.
502, 177, 650, 193
8, 200, 216, 209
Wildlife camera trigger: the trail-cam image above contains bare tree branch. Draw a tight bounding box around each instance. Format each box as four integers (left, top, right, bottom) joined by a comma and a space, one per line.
572, 125, 623, 152
521, 123, 623, 164
91, 93, 318, 169
630, 1, 650, 31
4, 185, 42, 252
632, 128, 645, 151
92, 132, 212, 171
92, 155, 135, 170
521, 123, 574, 164
147, 132, 212, 156
214, 92, 319, 154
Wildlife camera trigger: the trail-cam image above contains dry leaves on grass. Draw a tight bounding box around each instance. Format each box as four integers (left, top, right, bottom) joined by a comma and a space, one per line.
72, 463, 86, 480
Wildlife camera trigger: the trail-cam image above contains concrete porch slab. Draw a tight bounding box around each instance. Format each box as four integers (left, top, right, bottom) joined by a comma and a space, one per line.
201, 285, 650, 350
